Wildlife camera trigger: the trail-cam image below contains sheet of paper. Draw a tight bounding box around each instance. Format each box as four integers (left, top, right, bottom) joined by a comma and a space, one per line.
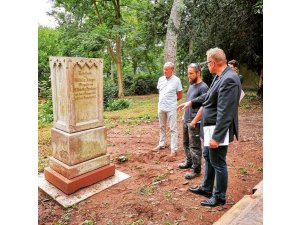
203, 125, 229, 146
240, 89, 245, 103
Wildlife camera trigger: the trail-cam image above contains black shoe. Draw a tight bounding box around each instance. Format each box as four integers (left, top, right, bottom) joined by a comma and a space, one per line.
185, 170, 200, 179
188, 187, 212, 197
178, 161, 192, 169
200, 196, 226, 207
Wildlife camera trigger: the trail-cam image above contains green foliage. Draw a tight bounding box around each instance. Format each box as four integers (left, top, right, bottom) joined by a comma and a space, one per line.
39, 80, 52, 99
83, 219, 94, 225
38, 99, 53, 124
164, 191, 172, 199
239, 167, 248, 175
152, 175, 164, 183
49, 0, 167, 97
104, 79, 118, 107
39, 0, 262, 99
239, 91, 262, 110
178, 0, 263, 75
127, 218, 145, 225
106, 98, 131, 111
118, 155, 128, 163
55, 205, 77, 225
164, 222, 180, 225
123, 74, 135, 96
153, 160, 161, 165
103, 94, 158, 126
131, 74, 158, 95
38, 26, 62, 98
248, 162, 256, 168
38, 123, 52, 172
137, 185, 156, 195
253, 0, 263, 14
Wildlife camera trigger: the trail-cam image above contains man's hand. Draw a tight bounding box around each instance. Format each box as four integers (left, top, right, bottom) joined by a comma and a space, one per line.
177, 101, 192, 111
209, 138, 219, 148
190, 120, 196, 128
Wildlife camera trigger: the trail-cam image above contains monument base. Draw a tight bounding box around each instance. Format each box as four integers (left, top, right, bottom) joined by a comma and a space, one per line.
49, 154, 110, 179
44, 164, 115, 195
39, 170, 130, 208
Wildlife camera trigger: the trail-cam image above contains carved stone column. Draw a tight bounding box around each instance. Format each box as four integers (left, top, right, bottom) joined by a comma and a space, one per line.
44, 57, 115, 194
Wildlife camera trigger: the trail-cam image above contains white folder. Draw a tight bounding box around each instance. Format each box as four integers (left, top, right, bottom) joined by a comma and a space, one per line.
203, 125, 229, 146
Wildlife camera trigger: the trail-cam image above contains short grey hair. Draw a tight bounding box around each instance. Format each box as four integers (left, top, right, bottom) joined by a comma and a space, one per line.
164, 61, 175, 70
206, 47, 227, 65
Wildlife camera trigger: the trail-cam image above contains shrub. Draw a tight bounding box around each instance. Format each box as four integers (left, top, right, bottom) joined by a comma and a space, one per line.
123, 74, 134, 96
103, 78, 118, 107
38, 79, 52, 99
106, 98, 130, 111
131, 74, 158, 95
38, 99, 53, 124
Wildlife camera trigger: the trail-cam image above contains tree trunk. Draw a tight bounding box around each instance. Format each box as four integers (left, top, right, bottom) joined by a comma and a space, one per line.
113, 0, 124, 98
164, 0, 184, 69
116, 35, 124, 97
94, 0, 124, 97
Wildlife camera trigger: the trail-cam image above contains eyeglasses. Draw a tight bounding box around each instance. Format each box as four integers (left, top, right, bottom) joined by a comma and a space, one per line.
199, 61, 212, 67
204, 61, 213, 66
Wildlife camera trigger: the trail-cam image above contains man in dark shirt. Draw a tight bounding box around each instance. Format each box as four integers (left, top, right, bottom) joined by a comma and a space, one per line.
178, 63, 208, 179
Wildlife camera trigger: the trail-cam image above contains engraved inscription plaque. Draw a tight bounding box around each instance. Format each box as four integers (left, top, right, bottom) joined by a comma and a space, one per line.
49, 57, 104, 133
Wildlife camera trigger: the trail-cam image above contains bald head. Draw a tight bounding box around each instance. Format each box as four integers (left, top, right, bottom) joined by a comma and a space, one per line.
206, 47, 227, 66
206, 47, 228, 75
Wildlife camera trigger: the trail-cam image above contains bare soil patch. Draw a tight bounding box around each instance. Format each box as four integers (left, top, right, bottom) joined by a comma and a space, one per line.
38, 101, 263, 225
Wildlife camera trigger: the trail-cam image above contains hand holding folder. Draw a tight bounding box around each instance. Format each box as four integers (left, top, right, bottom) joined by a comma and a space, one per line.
203, 125, 229, 147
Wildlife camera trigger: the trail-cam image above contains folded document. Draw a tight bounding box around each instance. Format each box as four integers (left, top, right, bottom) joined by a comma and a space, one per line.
240, 90, 245, 103
203, 125, 229, 146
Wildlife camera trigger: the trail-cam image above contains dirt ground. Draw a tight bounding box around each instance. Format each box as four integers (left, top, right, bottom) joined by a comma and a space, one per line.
38, 100, 263, 225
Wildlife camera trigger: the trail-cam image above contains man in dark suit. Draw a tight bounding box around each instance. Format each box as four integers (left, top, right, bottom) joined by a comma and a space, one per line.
177, 47, 241, 207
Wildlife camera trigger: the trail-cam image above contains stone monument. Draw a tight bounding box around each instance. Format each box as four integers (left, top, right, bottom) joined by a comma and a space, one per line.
44, 57, 115, 195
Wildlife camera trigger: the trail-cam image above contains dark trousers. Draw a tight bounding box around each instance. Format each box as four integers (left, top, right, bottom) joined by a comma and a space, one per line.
200, 145, 228, 200
183, 122, 202, 172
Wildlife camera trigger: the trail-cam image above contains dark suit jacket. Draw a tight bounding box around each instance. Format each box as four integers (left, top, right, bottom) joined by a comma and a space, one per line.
191, 66, 241, 143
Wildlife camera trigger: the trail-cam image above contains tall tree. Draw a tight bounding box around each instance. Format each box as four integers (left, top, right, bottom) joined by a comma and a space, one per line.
50, 0, 125, 97
164, 0, 185, 67
93, 0, 124, 97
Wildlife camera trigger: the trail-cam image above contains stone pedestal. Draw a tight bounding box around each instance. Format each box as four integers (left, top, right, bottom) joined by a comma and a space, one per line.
51, 127, 107, 166
48, 155, 110, 179
45, 57, 115, 195
44, 165, 116, 195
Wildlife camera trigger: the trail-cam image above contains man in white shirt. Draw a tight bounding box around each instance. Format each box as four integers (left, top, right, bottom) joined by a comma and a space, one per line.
153, 62, 183, 157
